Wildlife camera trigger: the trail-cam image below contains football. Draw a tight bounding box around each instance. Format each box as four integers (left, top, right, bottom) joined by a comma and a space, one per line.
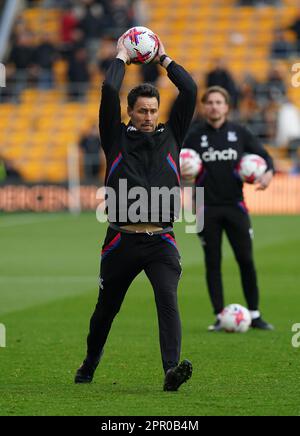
237, 154, 267, 184
219, 304, 252, 333
180, 148, 202, 178
123, 26, 159, 64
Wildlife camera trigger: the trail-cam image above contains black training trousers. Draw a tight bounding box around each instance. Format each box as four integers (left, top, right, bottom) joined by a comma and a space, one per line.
198, 205, 259, 315
87, 227, 182, 373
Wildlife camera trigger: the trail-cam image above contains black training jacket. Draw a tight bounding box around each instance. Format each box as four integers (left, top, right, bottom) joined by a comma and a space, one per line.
99, 58, 197, 224
184, 119, 274, 207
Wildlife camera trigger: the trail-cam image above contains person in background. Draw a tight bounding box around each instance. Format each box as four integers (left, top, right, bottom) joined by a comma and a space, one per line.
205, 58, 239, 109
183, 86, 275, 332
270, 29, 295, 60
79, 124, 102, 182
35, 33, 58, 89
67, 46, 90, 101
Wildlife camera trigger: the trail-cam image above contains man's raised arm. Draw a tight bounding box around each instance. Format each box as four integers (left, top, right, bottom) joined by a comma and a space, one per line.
99, 38, 130, 153
156, 38, 197, 146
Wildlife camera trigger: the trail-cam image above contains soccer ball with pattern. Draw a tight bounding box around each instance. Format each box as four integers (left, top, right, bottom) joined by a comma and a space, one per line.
219, 304, 251, 333
180, 148, 202, 178
237, 154, 267, 184
123, 26, 159, 64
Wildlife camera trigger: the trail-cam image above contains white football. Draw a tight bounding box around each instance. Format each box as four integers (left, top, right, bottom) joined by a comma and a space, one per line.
237, 154, 267, 184
180, 148, 202, 178
219, 304, 251, 333
123, 26, 159, 64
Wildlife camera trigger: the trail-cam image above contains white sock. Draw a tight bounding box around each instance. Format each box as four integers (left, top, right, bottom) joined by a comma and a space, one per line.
250, 310, 260, 320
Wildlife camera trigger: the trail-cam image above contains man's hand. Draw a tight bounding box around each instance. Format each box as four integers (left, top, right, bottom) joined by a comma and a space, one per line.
116, 36, 130, 65
157, 35, 167, 59
153, 35, 172, 67
180, 161, 197, 182
255, 169, 273, 190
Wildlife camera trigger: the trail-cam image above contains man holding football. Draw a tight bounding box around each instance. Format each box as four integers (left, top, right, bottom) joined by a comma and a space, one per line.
183, 86, 274, 332
75, 34, 197, 390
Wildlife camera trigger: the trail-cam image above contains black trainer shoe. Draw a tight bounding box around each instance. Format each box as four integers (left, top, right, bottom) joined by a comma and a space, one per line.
208, 319, 223, 332
74, 357, 100, 384
251, 317, 274, 330
163, 359, 193, 392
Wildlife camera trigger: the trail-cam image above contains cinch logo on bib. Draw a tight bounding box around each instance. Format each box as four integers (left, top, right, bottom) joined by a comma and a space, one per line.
202, 147, 238, 162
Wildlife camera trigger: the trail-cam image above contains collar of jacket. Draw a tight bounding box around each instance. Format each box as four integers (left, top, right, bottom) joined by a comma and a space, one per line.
205, 120, 229, 132
126, 123, 165, 138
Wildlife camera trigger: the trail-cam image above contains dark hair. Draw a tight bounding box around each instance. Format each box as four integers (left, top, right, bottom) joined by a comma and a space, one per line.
127, 83, 160, 109
201, 86, 231, 106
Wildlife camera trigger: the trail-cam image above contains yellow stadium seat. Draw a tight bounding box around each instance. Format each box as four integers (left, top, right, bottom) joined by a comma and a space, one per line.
45, 162, 67, 182
3, 0, 296, 182
21, 162, 45, 182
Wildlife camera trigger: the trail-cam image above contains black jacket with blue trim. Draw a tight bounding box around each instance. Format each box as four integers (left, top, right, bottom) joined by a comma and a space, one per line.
99, 58, 197, 224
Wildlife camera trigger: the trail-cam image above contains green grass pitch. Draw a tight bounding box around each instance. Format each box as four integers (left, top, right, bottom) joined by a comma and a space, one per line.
0, 213, 299, 416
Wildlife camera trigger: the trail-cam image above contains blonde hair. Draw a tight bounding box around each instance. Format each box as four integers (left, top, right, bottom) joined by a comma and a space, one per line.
201, 86, 231, 106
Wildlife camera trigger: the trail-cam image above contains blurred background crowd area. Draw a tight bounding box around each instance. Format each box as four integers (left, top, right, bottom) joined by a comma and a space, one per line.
0, 0, 300, 184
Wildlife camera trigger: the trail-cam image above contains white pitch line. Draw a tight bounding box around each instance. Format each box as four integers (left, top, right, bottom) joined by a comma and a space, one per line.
0, 274, 146, 283
0, 214, 66, 228
0, 276, 97, 282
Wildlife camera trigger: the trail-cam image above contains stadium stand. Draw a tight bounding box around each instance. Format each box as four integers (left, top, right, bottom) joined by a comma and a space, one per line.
0, 0, 299, 182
